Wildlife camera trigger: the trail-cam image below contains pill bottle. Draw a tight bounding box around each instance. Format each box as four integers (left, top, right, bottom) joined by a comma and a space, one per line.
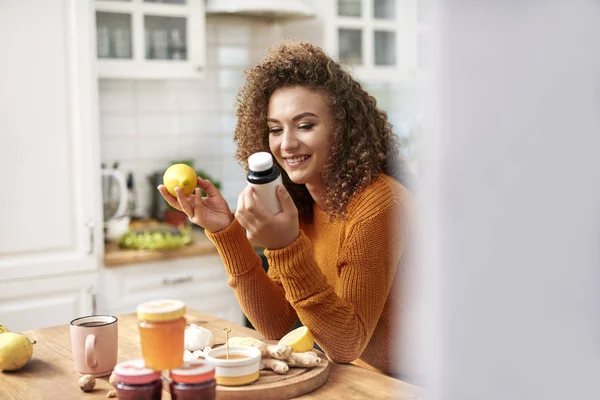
247, 152, 283, 214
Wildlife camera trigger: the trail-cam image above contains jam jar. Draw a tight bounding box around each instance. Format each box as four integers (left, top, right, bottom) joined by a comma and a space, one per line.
137, 299, 186, 371
114, 359, 163, 400
170, 361, 216, 400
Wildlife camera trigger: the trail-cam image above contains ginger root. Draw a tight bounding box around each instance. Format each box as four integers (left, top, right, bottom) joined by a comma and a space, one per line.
106, 389, 117, 398
260, 358, 289, 375
261, 344, 292, 360
287, 351, 321, 368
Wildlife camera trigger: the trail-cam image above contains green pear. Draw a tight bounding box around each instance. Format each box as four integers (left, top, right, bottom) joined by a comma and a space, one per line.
0, 332, 35, 371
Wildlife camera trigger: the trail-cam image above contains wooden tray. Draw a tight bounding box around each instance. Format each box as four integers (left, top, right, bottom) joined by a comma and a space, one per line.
216, 351, 330, 400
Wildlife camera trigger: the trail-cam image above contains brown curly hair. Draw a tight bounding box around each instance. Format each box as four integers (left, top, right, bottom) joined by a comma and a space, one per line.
233, 40, 406, 222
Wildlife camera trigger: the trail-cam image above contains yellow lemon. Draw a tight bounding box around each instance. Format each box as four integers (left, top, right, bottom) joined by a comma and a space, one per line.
278, 326, 314, 353
227, 337, 265, 348
0, 332, 35, 371
163, 164, 197, 197
0, 324, 8, 334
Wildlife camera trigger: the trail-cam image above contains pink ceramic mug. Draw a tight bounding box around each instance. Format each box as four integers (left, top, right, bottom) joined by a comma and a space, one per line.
69, 315, 118, 377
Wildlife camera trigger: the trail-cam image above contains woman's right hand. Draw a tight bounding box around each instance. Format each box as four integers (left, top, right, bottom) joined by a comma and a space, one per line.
157, 177, 233, 233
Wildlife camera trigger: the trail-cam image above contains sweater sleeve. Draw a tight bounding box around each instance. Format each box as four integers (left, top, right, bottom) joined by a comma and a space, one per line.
204, 218, 298, 338
264, 201, 406, 363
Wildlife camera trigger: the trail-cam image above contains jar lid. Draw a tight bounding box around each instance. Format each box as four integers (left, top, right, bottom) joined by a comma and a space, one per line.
114, 359, 162, 385
137, 299, 186, 321
170, 361, 215, 384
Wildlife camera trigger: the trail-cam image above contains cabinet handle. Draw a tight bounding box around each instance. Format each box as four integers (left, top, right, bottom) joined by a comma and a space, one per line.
84, 219, 94, 255
162, 275, 194, 285
87, 285, 97, 315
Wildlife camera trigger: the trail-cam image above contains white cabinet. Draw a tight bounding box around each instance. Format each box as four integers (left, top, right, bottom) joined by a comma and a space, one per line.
98, 255, 244, 326
0, 0, 102, 282
0, 273, 97, 332
0, 0, 101, 331
94, 0, 206, 79
282, 0, 418, 82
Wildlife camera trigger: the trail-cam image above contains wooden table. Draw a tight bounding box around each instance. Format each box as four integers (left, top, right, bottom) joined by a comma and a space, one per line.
0, 310, 425, 400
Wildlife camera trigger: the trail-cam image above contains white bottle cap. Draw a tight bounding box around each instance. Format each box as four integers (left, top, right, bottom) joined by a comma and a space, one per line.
248, 152, 274, 172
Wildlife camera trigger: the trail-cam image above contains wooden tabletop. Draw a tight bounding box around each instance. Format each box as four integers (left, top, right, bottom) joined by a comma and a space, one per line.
0, 310, 425, 400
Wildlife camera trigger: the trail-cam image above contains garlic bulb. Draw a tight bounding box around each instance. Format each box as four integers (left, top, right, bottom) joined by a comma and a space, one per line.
184, 324, 215, 351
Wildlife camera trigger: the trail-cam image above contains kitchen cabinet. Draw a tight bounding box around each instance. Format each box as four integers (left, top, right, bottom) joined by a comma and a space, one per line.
98, 255, 244, 326
282, 0, 418, 82
0, 0, 102, 282
94, 0, 206, 79
0, 272, 97, 332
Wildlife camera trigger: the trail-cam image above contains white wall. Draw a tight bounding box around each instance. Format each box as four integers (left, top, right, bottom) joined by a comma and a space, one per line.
424, 1, 600, 399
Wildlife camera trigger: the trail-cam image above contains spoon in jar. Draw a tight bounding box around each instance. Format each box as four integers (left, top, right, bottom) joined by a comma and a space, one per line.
223, 327, 231, 360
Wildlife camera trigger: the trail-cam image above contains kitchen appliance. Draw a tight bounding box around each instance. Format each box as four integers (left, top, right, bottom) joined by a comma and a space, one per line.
102, 163, 129, 240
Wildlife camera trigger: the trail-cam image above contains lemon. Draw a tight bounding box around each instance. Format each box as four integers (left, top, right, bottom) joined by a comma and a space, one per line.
0, 324, 8, 334
163, 164, 197, 197
278, 326, 314, 353
227, 337, 265, 348
0, 332, 35, 371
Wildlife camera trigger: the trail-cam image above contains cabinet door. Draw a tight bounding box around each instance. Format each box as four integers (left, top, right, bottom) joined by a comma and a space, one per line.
99, 256, 244, 325
0, 273, 97, 332
0, 1, 101, 281
95, 0, 206, 79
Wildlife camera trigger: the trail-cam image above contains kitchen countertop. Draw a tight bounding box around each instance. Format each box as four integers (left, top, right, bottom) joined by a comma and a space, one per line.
0, 310, 425, 400
103, 229, 220, 267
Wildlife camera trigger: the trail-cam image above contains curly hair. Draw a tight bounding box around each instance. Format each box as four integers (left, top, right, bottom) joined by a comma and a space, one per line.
233, 40, 406, 222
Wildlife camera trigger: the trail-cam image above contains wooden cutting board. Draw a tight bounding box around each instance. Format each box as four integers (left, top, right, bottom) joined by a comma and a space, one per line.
216, 351, 330, 400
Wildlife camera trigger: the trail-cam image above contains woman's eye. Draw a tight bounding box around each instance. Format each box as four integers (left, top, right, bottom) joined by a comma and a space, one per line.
298, 123, 313, 130
269, 127, 283, 134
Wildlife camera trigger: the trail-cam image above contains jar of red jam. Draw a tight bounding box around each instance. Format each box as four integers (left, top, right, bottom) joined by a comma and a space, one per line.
170, 361, 216, 400
114, 359, 163, 400
137, 299, 186, 371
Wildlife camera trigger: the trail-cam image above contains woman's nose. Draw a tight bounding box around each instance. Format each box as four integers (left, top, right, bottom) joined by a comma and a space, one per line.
280, 130, 299, 151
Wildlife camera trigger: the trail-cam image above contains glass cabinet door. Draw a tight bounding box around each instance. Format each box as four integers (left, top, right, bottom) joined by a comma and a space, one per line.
94, 0, 205, 79
338, 0, 362, 17
339, 28, 363, 65
96, 12, 132, 59
334, 0, 402, 73
144, 15, 187, 60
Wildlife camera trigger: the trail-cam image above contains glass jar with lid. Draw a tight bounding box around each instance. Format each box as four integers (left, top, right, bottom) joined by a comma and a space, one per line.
137, 299, 186, 370
170, 361, 216, 400
114, 359, 163, 400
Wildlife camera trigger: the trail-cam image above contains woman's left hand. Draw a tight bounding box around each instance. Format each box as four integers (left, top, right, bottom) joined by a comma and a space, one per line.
235, 185, 299, 250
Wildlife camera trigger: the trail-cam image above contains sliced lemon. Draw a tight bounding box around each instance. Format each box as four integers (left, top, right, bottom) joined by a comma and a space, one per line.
227, 337, 265, 348
278, 326, 314, 353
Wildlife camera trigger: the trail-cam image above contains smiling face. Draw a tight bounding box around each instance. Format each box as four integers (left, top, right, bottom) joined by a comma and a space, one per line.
267, 86, 334, 192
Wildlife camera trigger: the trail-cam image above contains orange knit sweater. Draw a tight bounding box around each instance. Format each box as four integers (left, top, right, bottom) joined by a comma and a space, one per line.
206, 174, 414, 375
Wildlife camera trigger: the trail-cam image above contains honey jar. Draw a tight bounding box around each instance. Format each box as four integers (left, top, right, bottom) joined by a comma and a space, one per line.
137, 299, 186, 370
170, 361, 216, 400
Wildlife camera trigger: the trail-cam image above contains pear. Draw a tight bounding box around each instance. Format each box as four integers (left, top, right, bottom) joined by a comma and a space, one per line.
0, 332, 35, 371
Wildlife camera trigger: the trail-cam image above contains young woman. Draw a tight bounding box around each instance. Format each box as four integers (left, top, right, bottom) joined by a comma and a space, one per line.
158, 41, 416, 376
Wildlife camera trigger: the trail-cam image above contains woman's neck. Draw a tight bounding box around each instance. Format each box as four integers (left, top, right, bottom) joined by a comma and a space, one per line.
305, 182, 327, 211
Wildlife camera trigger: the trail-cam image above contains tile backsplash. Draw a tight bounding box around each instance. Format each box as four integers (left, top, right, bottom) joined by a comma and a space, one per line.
99, 17, 280, 216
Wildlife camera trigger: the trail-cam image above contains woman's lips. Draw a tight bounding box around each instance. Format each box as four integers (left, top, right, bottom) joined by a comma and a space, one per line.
284, 155, 310, 168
